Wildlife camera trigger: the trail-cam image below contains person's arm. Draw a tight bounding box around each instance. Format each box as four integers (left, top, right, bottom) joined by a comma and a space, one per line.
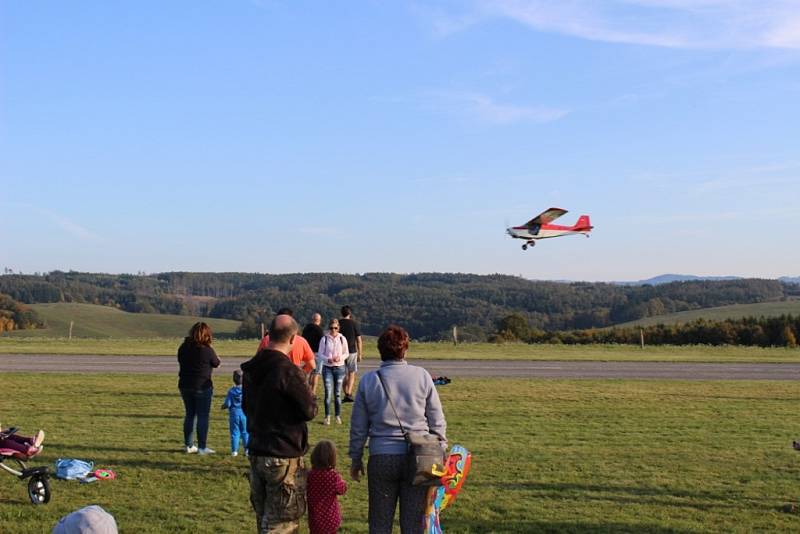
177, 341, 187, 366
209, 347, 221, 368
424, 373, 447, 443
338, 335, 349, 362
283, 363, 318, 422
354, 322, 363, 361
300, 337, 315, 374
317, 336, 326, 364
335, 471, 348, 495
241, 373, 251, 416
256, 335, 268, 354
348, 379, 369, 480
222, 389, 232, 409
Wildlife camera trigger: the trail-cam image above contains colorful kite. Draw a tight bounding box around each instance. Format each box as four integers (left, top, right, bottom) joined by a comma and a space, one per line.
424, 444, 472, 533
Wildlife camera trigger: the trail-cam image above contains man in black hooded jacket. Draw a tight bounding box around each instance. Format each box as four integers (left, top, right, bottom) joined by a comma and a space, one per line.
242, 314, 317, 533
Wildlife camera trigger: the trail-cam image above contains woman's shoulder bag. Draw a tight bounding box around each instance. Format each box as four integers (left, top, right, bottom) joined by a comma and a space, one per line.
376, 370, 444, 486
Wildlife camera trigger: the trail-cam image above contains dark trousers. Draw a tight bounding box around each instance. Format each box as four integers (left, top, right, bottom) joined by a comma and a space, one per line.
368, 454, 427, 534
180, 387, 213, 449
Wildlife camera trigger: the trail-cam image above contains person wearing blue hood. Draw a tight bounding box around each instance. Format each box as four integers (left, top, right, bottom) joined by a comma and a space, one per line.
222, 369, 249, 457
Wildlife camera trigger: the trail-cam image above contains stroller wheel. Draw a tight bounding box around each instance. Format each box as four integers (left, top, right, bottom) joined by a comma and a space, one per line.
28, 474, 50, 505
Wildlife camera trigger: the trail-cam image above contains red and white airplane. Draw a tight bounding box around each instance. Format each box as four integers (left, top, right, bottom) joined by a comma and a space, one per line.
506, 207, 593, 250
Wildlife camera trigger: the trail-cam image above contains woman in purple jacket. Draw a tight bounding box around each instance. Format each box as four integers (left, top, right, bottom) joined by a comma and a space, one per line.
177, 322, 220, 455
348, 325, 447, 534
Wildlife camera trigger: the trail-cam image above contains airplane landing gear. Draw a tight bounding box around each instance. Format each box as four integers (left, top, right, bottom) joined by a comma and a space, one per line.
522, 241, 535, 250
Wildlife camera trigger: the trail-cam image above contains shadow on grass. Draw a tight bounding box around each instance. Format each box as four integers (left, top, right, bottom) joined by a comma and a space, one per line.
0, 490, 30, 506
46, 443, 181, 454
444, 518, 699, 533
109, 391, 180, 398
670, 393, 800, 402
88, 413, 182, 420
478, 482, 738, 511
42, 456, 245, 477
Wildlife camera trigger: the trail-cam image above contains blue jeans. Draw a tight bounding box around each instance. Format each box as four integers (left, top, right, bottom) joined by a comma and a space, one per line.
229, 408, 249, 454
180, 387, 213, 449
322, 365, 346, 417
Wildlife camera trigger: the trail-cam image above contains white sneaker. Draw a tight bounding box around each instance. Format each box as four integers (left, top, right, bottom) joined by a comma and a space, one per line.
33, 430, 45, 448
231, 451, 238, 457
185, 445, 198, 454
323, 416, 330, 425
335, 416, 342, 425
197, 447, 215, 455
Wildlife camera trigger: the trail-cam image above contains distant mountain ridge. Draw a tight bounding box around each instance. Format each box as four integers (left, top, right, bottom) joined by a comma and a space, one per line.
615, 274, 800, 286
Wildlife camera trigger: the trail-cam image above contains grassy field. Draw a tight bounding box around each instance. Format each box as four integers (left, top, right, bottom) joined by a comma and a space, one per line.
616, 299, 800, 328
6, 303, 240, 338
1, 336, 799, 363
2, 374, 800, 532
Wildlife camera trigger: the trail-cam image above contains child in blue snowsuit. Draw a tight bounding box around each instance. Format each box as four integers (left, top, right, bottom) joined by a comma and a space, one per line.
221, 369, 249, 456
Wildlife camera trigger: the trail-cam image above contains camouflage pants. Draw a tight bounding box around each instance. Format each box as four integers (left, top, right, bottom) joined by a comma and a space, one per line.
249, 455, 307, 534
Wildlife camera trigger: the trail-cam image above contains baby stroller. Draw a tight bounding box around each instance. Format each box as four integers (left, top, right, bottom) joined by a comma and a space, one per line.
0, 427, 51, 504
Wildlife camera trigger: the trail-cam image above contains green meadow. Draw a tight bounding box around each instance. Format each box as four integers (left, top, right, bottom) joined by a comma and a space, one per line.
7, 303, 241, 338
2, 374, 800, 533
615, 299, 800, 328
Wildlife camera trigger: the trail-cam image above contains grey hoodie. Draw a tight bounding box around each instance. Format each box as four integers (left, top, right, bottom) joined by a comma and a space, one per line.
348, 359, 446, 464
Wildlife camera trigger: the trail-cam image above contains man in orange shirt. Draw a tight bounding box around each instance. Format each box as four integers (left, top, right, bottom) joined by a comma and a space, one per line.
256, 308, 316, 377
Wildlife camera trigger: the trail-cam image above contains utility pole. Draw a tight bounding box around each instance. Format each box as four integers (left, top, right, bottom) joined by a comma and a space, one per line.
640, 328, 644, 349
69, 321, 74, 341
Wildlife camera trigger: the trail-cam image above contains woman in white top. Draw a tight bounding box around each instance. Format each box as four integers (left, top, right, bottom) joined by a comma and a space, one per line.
318, 318, 349, 425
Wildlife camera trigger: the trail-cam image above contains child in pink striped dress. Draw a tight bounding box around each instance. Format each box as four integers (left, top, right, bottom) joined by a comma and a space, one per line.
307, 440, 347, 534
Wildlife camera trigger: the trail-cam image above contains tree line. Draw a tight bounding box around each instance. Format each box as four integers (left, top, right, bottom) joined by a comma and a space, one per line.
0, 293, 43, 333
0, 271, 796, 339
494, 313, 800, 347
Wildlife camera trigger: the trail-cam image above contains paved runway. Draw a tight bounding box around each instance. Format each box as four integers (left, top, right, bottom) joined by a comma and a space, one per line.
2, 354, 800, 380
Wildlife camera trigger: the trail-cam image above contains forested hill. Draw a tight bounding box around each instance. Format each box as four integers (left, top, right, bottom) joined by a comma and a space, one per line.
0, 272, 795, 339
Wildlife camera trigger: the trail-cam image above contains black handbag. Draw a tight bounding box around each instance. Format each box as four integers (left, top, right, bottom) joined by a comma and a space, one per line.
376, 370, 445, 486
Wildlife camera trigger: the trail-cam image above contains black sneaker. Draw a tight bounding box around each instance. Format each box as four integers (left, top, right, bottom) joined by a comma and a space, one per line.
342, 395, 354, 403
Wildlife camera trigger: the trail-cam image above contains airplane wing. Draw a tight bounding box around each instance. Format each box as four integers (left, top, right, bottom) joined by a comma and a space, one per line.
525, 207, 568, 227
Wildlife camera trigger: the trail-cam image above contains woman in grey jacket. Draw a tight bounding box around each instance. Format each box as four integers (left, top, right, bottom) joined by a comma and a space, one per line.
348, 325, 446, 534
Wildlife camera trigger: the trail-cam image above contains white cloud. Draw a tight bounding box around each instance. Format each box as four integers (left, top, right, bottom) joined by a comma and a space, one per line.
432, 90, 569, 124
40, 209, 99, 241
297, 226, 342, 237
692, 174, 800, 194
1, 202, 99, 241
622, 206, 798, 224
425, 0, 800, 49
410, 3, 484, 36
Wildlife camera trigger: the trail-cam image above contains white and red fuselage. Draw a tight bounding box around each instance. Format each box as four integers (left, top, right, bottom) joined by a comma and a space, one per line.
506, 208, 593, 250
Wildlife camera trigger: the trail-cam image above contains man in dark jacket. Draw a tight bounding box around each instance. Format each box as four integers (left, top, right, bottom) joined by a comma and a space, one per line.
242, 314, 318, 534
302, 313, 324, 394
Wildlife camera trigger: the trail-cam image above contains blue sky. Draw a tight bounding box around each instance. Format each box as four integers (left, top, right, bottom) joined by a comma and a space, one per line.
2, 0, 799, 281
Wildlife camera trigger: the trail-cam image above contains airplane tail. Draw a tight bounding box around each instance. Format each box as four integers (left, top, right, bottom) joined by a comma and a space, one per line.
574, 215, 592, 231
